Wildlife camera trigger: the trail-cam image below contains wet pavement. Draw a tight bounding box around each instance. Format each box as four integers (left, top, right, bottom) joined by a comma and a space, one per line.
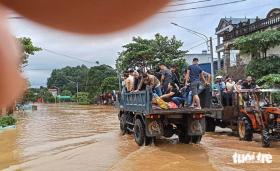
0, 104, 279, 171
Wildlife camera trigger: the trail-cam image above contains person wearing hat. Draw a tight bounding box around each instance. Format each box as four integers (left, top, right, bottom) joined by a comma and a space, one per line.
242, 76, 257, 89
213, 75, 225, 91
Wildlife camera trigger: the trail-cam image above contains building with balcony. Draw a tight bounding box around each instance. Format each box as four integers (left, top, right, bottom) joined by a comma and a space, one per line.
215, 8, 280, 78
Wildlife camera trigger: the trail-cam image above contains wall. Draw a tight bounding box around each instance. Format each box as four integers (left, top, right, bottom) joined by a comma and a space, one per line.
184, 53, 211, 64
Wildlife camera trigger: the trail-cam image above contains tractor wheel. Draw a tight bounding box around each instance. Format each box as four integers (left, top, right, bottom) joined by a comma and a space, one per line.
205, 117, 216, 132
238, 116, 253, 141
191, 135, 202, 144
134, 118, 145, 146
120, 114, 127, 135
262, 128, 271, 148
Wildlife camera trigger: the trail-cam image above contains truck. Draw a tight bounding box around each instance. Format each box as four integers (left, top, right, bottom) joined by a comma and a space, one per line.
117, 86, 223, 146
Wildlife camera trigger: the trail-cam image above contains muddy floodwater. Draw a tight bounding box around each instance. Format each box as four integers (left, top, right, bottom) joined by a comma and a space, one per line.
0, 104, 280, 171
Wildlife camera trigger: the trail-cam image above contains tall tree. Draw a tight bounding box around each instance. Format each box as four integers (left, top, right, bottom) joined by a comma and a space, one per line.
116, 33, 188, 72
47, 65, 89, 94
18, 37, 42, 67
234, 29, 280, 58
87, 65, 117, 98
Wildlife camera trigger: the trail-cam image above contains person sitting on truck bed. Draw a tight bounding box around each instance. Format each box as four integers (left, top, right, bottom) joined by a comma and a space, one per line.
160, 82, 184, 107
136, 72, 162, 96
185, 58, 206, 110
241, 76, 257, 89
125, 69, 135, 92
159, 63, 173, 94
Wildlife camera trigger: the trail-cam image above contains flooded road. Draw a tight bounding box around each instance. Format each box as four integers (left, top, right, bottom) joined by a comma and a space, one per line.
0, 104, 280, 171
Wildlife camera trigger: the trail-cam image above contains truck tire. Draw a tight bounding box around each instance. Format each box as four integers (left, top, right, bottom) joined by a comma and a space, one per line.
191, 135, 202, 144
205, 117, 216, 132
145, 137, 153, 146
178, 125, 191, 144
120, 114, 127, 135
262, 128, 271, 148
134, 118, 145, 146
238, 116, 253, 141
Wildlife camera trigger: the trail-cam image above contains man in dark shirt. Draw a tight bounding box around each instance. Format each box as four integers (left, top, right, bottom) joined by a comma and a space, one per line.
160, 82, 184, 107
242, 76, 257, 89
159, 64, 173, 94
185, 58, 206, 109
170, 65, 180, 87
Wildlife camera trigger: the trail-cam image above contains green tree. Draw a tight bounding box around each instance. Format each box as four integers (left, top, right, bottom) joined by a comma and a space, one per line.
18, 37, 42, 67
246, 56, 280, 79
257, 74, 280, 104
76, 92, 90, 105
87, 65, 117, 98
101, 77, 119, 93
47, 65, 89, 94
234, 29, 280, 58
61, 90, 72, 96
116, 33, 188, 72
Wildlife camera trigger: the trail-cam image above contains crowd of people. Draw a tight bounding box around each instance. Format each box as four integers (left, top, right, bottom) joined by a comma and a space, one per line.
122, 57, 262, 110
122, 58, 211, 110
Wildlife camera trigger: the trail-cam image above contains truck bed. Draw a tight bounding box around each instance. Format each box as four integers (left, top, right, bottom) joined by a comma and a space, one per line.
151, 107, 223, 115
118, 89, 223, 115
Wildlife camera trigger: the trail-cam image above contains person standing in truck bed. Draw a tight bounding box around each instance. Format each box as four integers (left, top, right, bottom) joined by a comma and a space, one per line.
159, 64, 172, 94
185, 58, 206, 110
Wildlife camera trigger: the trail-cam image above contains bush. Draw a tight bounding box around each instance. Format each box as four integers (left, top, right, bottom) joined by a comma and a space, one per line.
257, 74, 280, 105
76, 92, 90, 105
0, 116, 17, 127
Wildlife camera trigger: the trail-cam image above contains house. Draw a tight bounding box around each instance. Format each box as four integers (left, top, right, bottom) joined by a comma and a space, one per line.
215, 8, 280, 78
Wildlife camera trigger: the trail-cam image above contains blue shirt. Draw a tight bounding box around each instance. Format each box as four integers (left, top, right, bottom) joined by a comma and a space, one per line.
188, 64, 202, 82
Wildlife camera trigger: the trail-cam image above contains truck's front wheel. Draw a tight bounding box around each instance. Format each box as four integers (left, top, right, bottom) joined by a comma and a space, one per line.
120, 114, 127, 135
134, 119, 145, 146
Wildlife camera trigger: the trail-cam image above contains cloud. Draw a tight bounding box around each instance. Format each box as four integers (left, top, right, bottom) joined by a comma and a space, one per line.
7, 0, 278, 87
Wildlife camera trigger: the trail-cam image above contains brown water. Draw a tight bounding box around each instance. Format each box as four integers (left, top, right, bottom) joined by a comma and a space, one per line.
0, 104, 279, 171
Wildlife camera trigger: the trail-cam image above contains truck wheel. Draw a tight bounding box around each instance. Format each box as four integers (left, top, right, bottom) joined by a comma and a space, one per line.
262, 128, 271, 148
134, 118, 145, 146
120, 114, 127, 135
238, 116, 253, 141
191, 135, 202, 144
205, 117, 215, 132
178, 125, 191, 144
145, 137, 153, 146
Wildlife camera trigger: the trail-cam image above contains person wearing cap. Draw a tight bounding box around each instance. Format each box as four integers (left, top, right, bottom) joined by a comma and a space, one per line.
242, 76, 257, 89
213, 75, 225, 91
185, 58, 206, 110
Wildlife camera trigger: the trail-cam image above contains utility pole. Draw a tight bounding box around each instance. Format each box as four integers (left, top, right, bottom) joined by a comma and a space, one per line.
76, 82, 79, 95
209, 37, 214, 85
171, 22, 215, 85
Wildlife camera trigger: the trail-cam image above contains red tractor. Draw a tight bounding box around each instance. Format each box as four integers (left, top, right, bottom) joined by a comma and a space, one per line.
237, 89, 280, 147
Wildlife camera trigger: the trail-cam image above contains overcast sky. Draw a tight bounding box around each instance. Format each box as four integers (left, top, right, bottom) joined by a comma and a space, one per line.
7, 0, 279, 87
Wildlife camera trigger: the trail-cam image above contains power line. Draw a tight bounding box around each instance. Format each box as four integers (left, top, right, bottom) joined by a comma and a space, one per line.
160, 0, 247, 14
169, 0, 213, 7
43, 48, 98, 64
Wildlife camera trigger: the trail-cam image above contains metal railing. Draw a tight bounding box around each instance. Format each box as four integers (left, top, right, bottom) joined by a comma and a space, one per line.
224, 13, 280, 41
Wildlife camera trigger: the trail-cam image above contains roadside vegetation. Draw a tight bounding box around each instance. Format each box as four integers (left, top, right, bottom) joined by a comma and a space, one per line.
0, 116, 16, 127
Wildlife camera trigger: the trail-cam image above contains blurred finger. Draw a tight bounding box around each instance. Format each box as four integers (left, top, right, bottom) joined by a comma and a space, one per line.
1, 0, 169, 34
0, 6, 26, 108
